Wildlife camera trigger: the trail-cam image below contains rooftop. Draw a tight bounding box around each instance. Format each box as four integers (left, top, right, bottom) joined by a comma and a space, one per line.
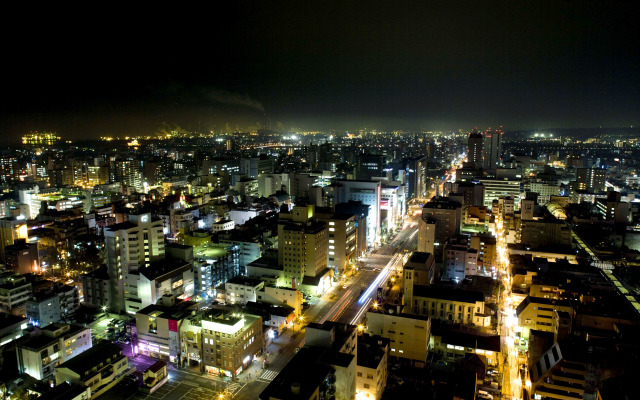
413, 284, 484, 304
56, 341, 124, 376
226, 275, 264, 287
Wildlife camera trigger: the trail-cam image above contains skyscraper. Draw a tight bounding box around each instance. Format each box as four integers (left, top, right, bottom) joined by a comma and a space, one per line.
482, 128, 503, 171
467, 131, 483, 169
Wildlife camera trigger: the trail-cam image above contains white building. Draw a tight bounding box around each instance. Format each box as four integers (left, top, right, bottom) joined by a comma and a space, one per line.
104, 213, 165, 313
225, 276, 265, 305
327, 180, 382, 247
18, 324, 92, 381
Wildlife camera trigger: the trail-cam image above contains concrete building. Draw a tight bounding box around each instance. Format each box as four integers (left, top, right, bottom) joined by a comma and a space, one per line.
80, 267, 111, 309
18, 323, 91, 381
520, 219, 572, 250
467, 131, 483, 169
278, 205, 332, 295
482, 128, 502, 171
135, 297, 197, 362
225, 275, 265, 305
477, 178, 522, 208
3, 238, 39, 275
576, 168, 606, 193
200, 310, 263, 378
418, 197, 462, 255
402, 251, 435, 291
516, 296, 573, 339
54, 341, 132, 399
316, 211, 359, 279
258, 173, 290, 197
104, 213, 165, 313
326, 180, 382, 246
528, 342, 586, 400
0, 312, 28, 346
366, 308, 431, 368
356, 334, 389, 400
444, 238, 478, 282
26, 284, 79, 327
257, 285, 304, 318
0, 275, 32, 316
429, 320, 501, 368
406, 285, 489, 327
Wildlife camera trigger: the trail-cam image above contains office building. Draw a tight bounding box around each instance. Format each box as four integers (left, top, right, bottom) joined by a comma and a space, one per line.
576, 168, 606, 193
0, 275, 32, 315
516, 296, 573, 339
26, 284, 80, 327
326, 180, 381, 246
481, 128, 502, 170
467, 131, 483, 169
225, 275, 265, 305
316, 211, 359, 278
278, 205, 332, 294
418, 197, 462, 255
3, 238, 39, 275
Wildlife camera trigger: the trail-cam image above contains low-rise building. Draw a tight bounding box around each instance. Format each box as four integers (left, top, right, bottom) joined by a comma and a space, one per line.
366, 307, 431, 368
54, 341, 132, 399
18, 323, 91, 381
0, 312, 28, 346
516, 296, 573, 339
225, 275, 264, 305
429, 320, 501, 368
356, 334, 389, 400
200, 310, 263, 378
135, 296, 197, 363
26, 284, 79, 327
0, 275, 32, 315
80, 267, 111, 309
406, 285, 490, 327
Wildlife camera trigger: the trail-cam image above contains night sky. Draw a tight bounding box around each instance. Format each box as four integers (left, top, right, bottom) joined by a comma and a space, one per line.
1, 1, 639, 140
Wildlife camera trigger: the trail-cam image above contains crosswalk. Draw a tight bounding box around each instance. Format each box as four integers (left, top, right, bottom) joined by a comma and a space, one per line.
259, 369, 279, 382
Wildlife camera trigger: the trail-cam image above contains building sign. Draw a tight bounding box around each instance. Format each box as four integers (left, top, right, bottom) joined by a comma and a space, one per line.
168, 319, 178, 332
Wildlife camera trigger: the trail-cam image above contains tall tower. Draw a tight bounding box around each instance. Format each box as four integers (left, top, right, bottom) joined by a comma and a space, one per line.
467, 131, 483, 169
482, 128, 503, 171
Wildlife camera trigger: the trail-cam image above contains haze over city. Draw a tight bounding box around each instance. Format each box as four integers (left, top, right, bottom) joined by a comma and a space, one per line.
2, 1, 639, 140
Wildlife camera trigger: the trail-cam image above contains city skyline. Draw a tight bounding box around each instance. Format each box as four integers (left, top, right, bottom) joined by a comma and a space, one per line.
1, 1, 639, 140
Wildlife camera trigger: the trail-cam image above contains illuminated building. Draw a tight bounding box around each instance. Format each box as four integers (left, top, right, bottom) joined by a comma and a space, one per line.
356, 334, 389, 400
22, 131, 61, 146
199, 310, 263, 378
26, 284, 79, 327
278, 205, 332, 295
366, 307, 431, 368
17, 323, 91, 381
225, 275, 264, 304
104, 213, 165, 313
477, 178, 522, 208
327, 180, 382, 246
0, 156, 19, 184
316, 210, 359, 278
575, 167, 606, 193
0, 275, 33, 316
0, 217, 28, 261
516, 296, 573, 339
4, 238, 39, 275
135, 296, 198, 361
111, 159, 142, 191
405, 285, 490, 327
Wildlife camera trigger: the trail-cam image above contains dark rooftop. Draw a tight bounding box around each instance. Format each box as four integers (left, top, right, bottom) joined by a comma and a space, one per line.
357, 334, 389, 369
56, 341, 123, 375
226, 275, 264, 287
413, 284, 484, 304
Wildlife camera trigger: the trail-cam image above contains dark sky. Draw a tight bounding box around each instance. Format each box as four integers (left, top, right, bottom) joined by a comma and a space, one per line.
1, 1, 639, 140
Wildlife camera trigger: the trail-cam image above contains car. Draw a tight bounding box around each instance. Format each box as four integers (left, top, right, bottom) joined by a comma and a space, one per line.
487, 369, 498, 376
519, 338, 526, 346
342, 284, 348, 289
118, 337, 130, 344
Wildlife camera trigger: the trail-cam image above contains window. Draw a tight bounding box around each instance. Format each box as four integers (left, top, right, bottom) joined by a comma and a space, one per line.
364, 384, 370, 389
367, 374, 373, 379
357, 372, 362, 377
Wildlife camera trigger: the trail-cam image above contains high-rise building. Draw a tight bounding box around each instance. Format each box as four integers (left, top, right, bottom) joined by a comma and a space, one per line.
418, 197, 462, 255
111, 159, 142, 191
104, 213, 165, 313
482, 128, 503, 170
356, 154, 385, 180
467, 131, 483, 169
278, 205, 330, 291
576, 168, 606, 193
325, 180, 381, 246
0, 156, 19, 184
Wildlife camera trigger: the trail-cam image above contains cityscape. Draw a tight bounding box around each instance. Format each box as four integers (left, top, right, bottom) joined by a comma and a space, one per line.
0, 3, 639, 400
